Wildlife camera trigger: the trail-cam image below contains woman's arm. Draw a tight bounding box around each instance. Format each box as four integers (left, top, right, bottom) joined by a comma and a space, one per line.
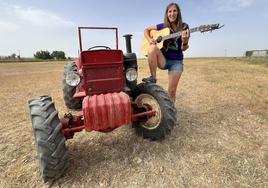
144, 25, 157, 44
181, 29, 190, 51
181, 43, 189, 51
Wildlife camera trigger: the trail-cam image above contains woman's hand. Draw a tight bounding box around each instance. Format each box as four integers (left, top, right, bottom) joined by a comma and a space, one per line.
181, 29, 190, 51
148, 38, 157, 45
144, 26, 158, 45
181, 29, 190, 45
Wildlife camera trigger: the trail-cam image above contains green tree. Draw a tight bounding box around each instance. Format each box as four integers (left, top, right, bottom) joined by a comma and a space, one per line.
34, 50, 52, 59
11, 53, 16, 59
51, 51, 66, 60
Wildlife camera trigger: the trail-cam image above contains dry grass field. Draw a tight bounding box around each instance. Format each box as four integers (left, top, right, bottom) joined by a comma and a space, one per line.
0, 58, 267, 187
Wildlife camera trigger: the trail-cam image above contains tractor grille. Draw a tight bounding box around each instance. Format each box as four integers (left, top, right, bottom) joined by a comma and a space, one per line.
82, 64, 124, 95
81, 50, 125, 95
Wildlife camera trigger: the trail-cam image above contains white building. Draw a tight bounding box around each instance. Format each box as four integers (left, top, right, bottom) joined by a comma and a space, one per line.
245, 49, 268, 57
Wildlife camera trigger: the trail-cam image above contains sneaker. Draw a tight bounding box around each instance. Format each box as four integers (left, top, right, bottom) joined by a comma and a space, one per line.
142, 76, 157, 83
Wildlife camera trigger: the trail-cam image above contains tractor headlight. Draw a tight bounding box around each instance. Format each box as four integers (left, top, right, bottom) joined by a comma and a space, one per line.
66, 71, 81, 86
126, 68, 137, 82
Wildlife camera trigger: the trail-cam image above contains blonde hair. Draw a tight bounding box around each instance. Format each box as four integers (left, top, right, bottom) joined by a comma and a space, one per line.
164, 2, 183, 32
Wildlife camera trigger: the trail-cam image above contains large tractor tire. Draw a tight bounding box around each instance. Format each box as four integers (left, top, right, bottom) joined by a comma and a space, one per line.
132, 83, 177, 140
28, 96, 69, 182
62, 62, 82, 109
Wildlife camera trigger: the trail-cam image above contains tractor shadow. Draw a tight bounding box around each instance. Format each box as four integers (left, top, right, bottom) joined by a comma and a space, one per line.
55, 108, 201, 185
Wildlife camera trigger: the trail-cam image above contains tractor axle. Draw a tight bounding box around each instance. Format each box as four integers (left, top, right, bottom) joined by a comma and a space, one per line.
60, 105, 156, 140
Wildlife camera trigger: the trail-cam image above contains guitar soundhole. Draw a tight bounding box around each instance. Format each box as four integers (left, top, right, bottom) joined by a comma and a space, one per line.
156, 36, 162, 43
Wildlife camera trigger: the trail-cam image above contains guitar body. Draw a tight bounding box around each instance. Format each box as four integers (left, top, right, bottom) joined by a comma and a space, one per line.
141, 28, 170, 56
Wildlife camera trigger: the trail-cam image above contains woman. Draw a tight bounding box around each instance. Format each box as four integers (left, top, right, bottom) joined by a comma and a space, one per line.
142, 2, 190, 102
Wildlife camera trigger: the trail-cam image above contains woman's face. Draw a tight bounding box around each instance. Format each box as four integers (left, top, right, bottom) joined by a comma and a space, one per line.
167, 5, 178, 23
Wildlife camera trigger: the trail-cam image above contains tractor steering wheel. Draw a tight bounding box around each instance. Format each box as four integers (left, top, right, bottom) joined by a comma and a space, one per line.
88, 45, 111, 51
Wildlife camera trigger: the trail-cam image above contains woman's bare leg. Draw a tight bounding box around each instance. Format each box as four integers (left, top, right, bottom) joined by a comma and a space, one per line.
168, 72, 182, 102
147, 45, 165, 78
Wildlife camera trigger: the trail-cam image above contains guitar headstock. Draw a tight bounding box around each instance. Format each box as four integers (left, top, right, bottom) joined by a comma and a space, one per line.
199, 24, 224, 33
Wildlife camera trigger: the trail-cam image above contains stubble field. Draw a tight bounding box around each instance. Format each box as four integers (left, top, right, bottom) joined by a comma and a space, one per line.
0, 58, 267, 187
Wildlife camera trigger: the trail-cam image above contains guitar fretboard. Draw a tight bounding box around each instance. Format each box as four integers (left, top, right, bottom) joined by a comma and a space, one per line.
161, 27, 200, 41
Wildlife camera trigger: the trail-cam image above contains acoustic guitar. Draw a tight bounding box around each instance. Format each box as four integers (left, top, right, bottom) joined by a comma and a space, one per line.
141, 24, 224, 56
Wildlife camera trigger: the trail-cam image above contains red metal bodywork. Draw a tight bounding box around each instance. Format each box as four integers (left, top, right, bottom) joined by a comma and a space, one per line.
73, 27, 124, 98
61, 92, 156, 139
60, 92, 156, 140
81, 50, 125, 96
83, 92, 131, 132
61, 112, 84, 140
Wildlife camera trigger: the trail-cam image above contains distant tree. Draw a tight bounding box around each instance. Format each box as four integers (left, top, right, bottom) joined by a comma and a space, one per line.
11, 53, 16, 59
51, 51, 66, 60
34, 50, 52, 59
67, 57, 74, 60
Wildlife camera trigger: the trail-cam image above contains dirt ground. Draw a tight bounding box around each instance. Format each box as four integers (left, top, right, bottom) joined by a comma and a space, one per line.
0, 58, 267, 188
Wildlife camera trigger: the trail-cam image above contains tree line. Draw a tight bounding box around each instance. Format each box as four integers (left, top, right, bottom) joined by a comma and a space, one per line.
34, 50, 66, 60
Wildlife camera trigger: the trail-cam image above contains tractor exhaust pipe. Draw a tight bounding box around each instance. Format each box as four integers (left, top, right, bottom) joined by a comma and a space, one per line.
123, 34, 133, 53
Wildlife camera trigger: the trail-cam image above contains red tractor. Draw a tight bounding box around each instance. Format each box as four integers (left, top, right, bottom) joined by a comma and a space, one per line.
28, 27, 177, 182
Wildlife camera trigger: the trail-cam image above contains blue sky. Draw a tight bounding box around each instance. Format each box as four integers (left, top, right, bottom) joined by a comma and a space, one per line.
0, 0, 267, 57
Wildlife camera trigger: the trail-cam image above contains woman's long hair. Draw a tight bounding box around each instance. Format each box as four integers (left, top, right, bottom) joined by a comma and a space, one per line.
164, 2, 183, 32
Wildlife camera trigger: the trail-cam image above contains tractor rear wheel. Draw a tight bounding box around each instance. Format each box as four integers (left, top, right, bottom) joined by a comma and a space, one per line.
28, 96, 69, 182
62, 62, 82, 109
132, 83, 177, 140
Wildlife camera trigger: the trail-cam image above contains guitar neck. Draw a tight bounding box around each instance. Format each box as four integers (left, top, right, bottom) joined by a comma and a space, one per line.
161, 27, 200, 41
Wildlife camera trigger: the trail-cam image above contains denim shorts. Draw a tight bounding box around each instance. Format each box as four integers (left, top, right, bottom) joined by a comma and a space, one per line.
160, 59, 184, 72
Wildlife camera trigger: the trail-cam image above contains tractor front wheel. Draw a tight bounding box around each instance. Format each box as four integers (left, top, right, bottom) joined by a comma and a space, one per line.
28, 96, 69, 182
132, 83, 177, 140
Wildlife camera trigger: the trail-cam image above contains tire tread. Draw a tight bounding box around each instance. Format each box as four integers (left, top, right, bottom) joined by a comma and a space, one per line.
132, 83, 177, 141
28, 96, 68, 182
